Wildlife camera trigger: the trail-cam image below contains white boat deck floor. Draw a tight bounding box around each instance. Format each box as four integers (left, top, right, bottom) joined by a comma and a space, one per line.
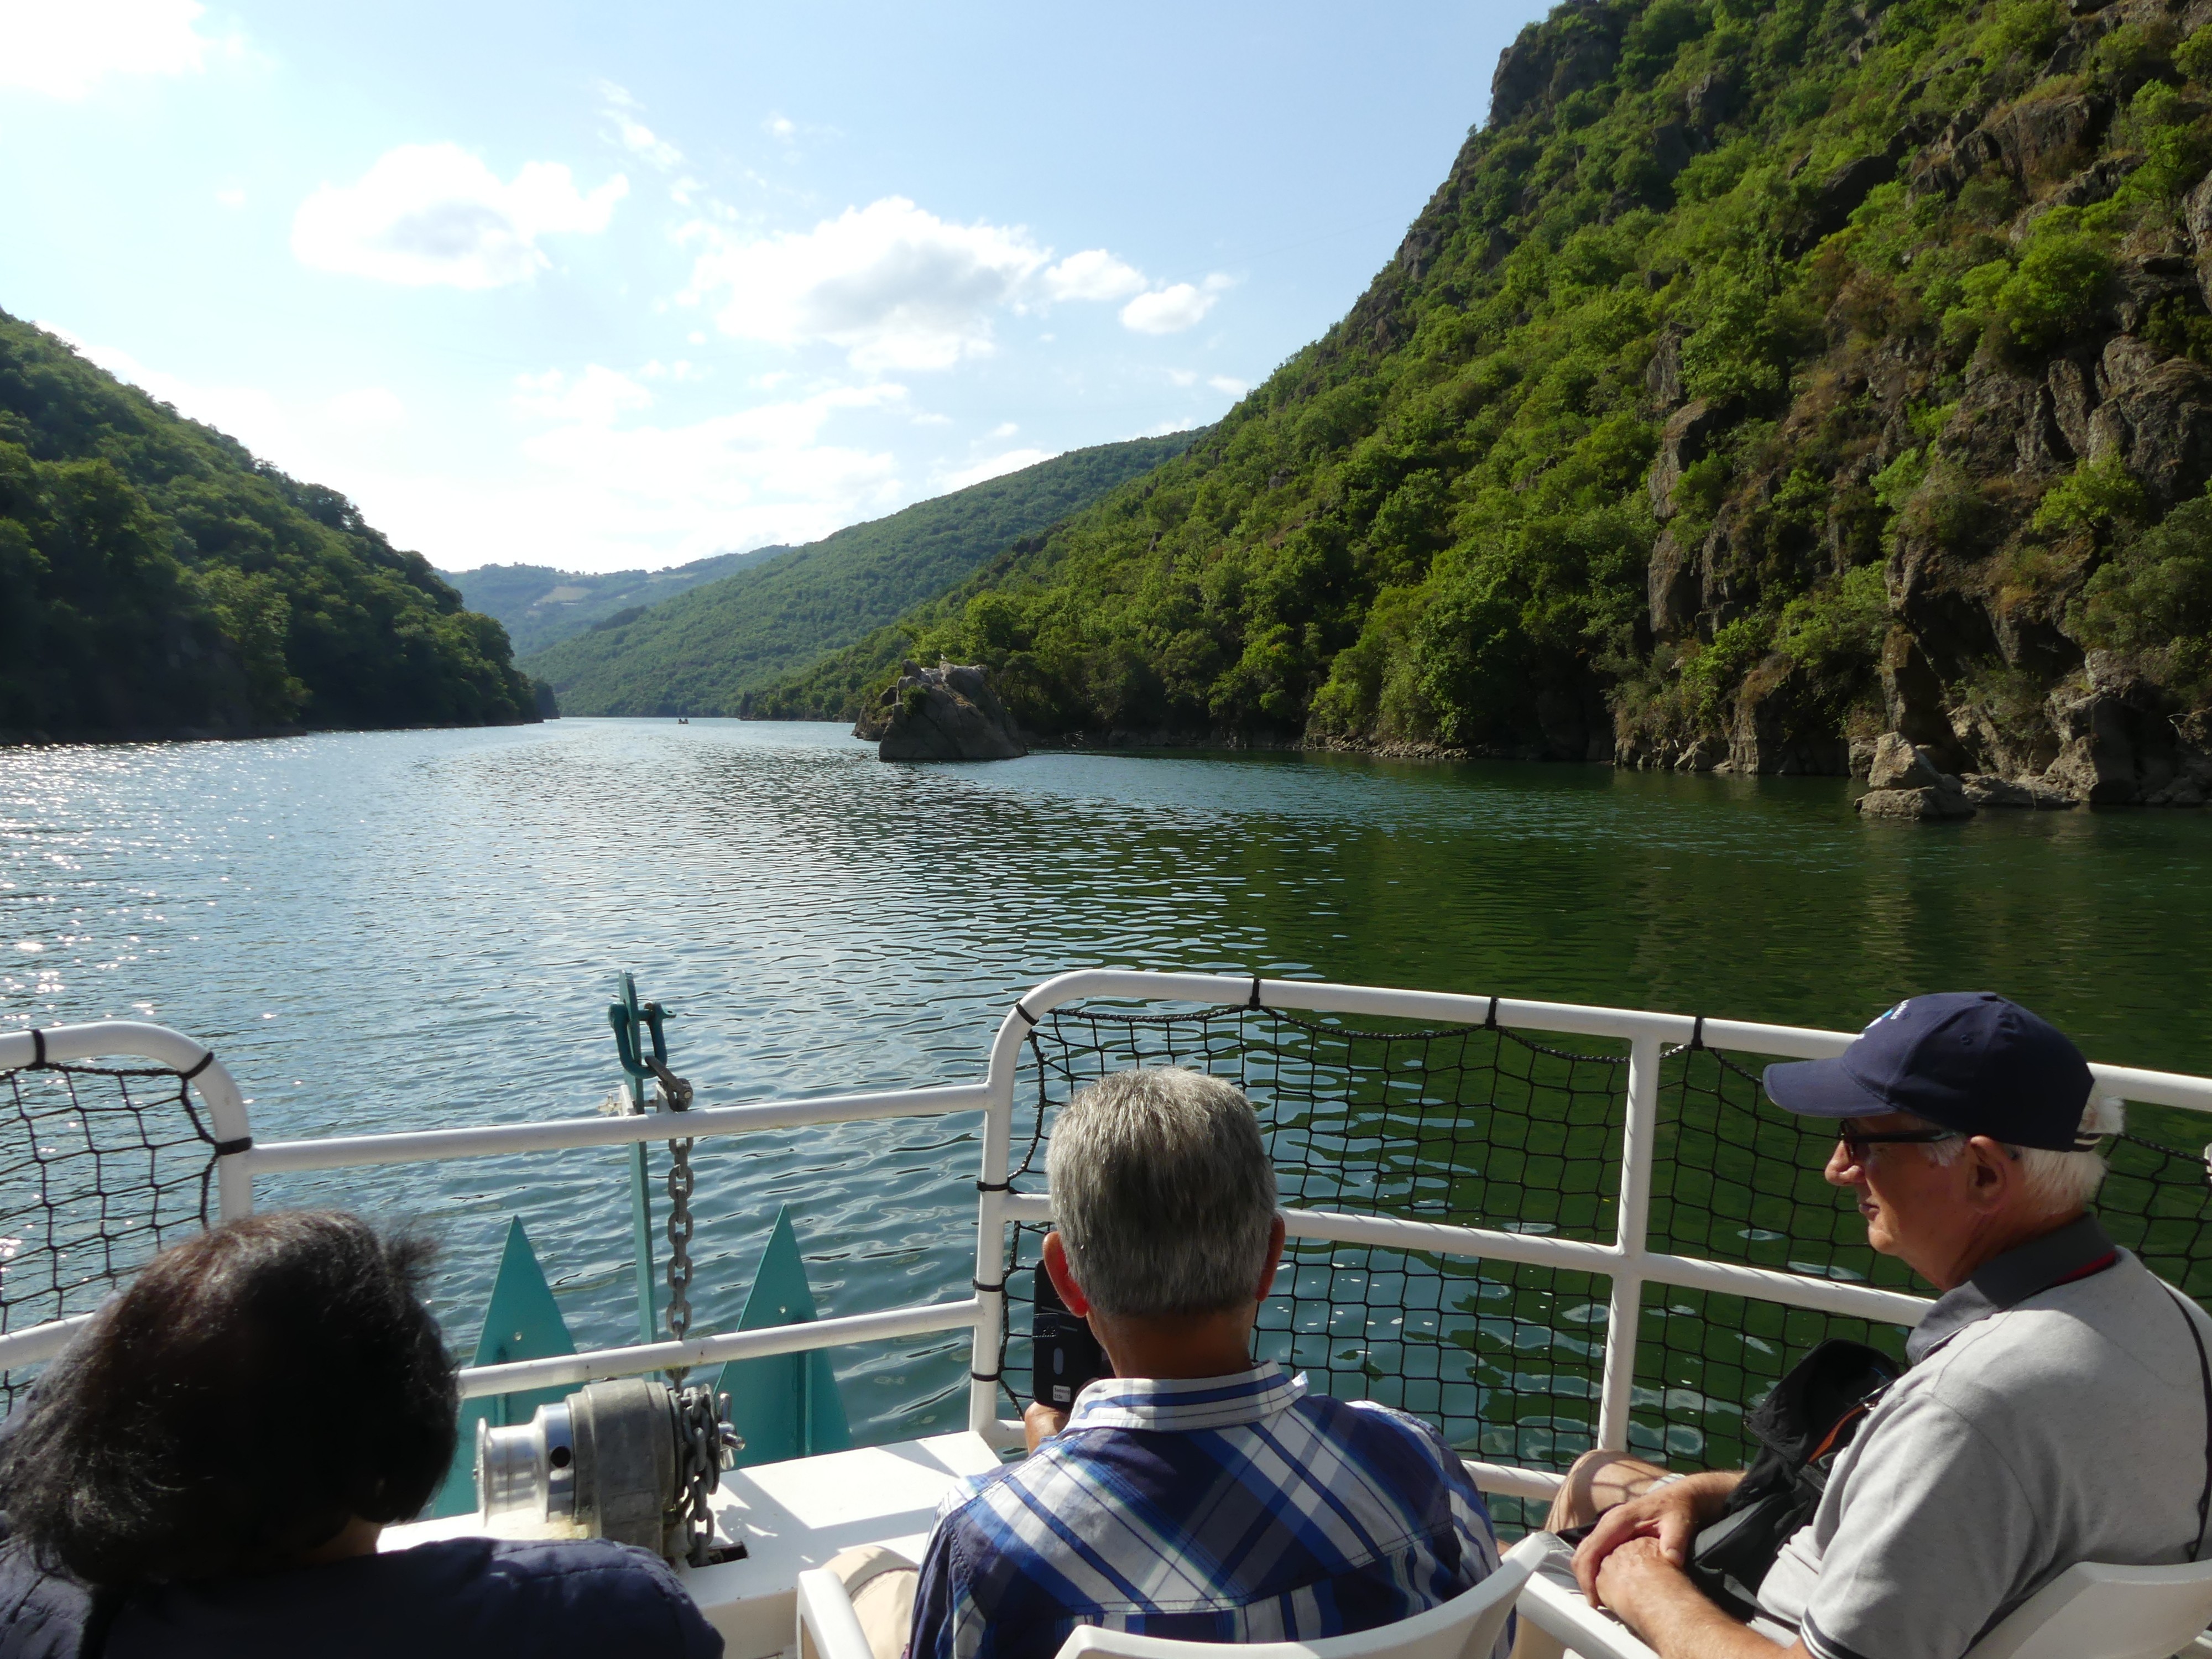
383, 1431, 1003, 1657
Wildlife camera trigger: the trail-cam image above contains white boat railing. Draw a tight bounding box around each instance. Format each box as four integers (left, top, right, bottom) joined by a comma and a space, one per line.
6, 973, 2211, 1503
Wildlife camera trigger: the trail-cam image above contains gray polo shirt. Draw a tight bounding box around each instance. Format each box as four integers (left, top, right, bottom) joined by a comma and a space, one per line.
1755, 1215, 2212, 1659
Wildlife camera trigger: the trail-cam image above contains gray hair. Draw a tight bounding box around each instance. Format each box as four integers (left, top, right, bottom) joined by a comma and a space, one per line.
1921, 1095, 2125, 1215
1045, 1068, 1279, 1318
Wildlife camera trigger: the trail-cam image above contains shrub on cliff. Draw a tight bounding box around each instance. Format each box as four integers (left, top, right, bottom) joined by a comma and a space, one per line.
2073, 495, 2212, 702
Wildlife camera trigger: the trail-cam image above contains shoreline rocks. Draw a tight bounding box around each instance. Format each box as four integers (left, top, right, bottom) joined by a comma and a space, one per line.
858, 661, 1027, 762
1855, 733, 1976, 820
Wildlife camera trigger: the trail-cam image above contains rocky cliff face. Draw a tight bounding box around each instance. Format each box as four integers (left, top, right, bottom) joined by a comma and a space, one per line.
1603, 0, 2212, 805
784, 0, 2212, 802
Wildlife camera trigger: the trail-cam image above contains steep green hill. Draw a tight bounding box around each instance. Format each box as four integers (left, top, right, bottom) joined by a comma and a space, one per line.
444, 546, 794, 658
0, 311, 536, 741
759, 0, 2212, 805
523, 433, 1198, 716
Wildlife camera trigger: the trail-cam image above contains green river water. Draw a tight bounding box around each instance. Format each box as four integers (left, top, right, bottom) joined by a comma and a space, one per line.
2, 718, 2208, 1458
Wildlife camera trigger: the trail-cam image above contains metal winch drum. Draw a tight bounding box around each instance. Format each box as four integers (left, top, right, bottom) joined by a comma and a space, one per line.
477, 1378, 740, 1564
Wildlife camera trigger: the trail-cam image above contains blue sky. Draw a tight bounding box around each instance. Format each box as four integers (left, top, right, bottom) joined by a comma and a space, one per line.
1, 1, 1550, 575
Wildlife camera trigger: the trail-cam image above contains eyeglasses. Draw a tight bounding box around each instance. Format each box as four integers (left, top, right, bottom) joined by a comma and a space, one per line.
1835, 1119, 1960, 1165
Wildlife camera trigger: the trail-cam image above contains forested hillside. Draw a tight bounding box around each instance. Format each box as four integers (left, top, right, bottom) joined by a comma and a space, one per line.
524, 433, 1197, 717
445, 545, 793, 658
771, 0, 2212, 805
0, 312, 538, 741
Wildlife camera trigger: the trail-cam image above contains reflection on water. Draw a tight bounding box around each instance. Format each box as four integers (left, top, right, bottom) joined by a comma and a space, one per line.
2, 718, 2208, 1444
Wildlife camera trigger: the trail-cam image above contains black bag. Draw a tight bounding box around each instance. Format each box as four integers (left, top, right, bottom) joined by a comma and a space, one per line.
1686, 1338, 1901, 1621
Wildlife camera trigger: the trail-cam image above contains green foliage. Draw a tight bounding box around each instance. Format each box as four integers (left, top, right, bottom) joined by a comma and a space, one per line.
2092, 19, 2177, 92
2072, 497, 2212, 702
2033, 455, 2150, 539
1682, 613, 1776, 725
2177, 23, 2212, 85
1990, 210, 2115, 352
1775, 563, 1889, 678
528, 434, 1196, 716
2114, 81, 2212, 201
2144, 294, 2212, 365
1975, 0, 2062, 67
1871, 447, 1929, 511
0, 311, 535, 739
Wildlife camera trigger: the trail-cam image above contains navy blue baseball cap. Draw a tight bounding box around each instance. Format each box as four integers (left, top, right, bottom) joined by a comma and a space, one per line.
1762, 993, 2096, 1152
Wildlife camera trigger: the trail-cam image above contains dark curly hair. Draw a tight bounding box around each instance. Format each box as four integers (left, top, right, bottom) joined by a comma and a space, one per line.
0, 1209, 456, 1586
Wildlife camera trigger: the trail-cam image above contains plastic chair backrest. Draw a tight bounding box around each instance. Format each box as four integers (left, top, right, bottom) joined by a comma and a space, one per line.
1051, 1537, 1546, 1659
1964, 1558, 2212, 1659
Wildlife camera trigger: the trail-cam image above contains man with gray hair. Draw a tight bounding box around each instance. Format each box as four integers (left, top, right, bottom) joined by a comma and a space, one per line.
1551, 992, 2212, 1659
902, 1066, 1509, 1659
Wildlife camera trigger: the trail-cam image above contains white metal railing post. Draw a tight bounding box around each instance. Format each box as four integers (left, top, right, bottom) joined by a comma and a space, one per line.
968, 1000, 1033, 1438
1596, 1032, 1664, 1453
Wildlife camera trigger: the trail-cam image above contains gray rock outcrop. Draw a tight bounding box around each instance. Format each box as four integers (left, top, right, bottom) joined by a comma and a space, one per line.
1855, 733, 1975, 820
858, 660, 1027, 762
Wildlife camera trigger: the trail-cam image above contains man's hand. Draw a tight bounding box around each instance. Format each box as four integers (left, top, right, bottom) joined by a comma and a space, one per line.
1593, 1535, 1683, 1623
1571, 1469, 1738, 1603
1022, 1401, 1068, 1452
1585, 1534, 1809, 1659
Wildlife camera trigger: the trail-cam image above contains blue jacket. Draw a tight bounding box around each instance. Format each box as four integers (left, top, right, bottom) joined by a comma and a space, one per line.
0, 1536, 723, 1659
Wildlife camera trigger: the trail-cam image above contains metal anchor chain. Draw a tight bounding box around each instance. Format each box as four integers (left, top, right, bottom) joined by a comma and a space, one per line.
670, 1382, 741, 1567
650, 1055, 698, 1383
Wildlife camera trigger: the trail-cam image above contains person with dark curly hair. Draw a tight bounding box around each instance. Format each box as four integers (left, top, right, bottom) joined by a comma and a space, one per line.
0, 1209, 722, 1658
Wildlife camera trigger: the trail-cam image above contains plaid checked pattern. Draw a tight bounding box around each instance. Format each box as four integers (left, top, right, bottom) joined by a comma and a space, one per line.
908, 1364, 1508, 1659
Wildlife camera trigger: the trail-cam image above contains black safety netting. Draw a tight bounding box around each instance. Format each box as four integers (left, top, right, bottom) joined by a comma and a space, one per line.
0, 1058, 226, 1411
994, 1002, 2212, 1536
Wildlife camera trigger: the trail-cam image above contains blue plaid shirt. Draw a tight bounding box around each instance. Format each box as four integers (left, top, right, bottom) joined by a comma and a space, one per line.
908, 1364, 1507, 1659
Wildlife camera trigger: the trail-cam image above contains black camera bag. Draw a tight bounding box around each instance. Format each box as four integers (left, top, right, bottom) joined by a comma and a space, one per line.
1686, 1337, 1900, 1621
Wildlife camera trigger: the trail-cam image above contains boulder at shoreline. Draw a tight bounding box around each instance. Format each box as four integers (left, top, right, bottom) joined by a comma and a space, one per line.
857, 660, 1027, 761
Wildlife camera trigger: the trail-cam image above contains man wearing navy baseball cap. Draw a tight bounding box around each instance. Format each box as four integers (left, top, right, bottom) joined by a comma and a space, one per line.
1548, 993, 2212, 1659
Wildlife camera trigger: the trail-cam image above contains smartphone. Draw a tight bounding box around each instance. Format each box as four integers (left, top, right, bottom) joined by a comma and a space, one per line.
1030, 1264, 1110, 1409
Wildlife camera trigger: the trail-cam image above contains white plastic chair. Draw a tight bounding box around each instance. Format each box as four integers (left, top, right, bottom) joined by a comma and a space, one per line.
796, 1534, 1550, 1659
1512, 1531, 2212, 1659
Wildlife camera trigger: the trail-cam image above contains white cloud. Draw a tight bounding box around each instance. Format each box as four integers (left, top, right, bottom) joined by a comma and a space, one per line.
446, 375, 912, 568
1121, 274, 1231, 335
685, 195, 1050, 373
512, 364, 653, 425
1208, 375, 1249, 398
988, 421, 1018, 438
293, 143, 628, 289
326, 387, 404, 427
765, 114, 796, 140
599, 85, 682, 170
215, 185, 245, 208
1044, 248, 1146, 302
941, 447, 1053, 491
611, 113, 681, 170
0, 0, 226, 98
1167, 369, 1197, 388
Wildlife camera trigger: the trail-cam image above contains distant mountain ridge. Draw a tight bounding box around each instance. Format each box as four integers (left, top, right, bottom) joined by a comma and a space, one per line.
0, 310, 537, 742
524, 432, 1201, 717
443, 545, 795, 658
